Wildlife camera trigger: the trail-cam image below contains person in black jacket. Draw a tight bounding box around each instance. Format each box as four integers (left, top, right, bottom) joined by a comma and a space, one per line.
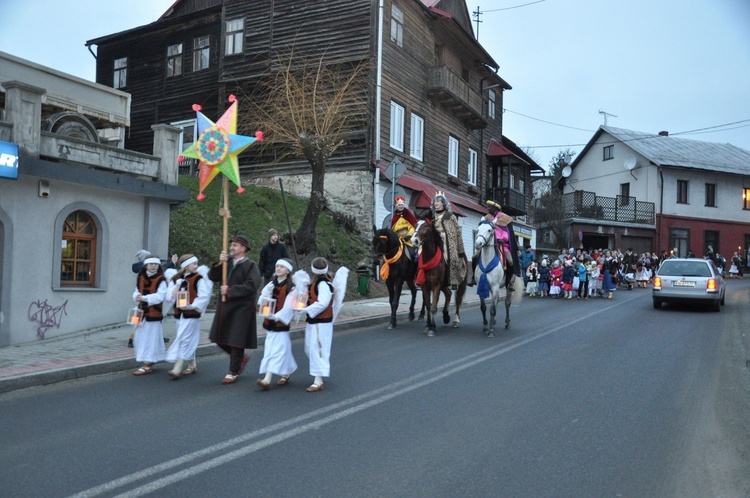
258, 229, 290, 285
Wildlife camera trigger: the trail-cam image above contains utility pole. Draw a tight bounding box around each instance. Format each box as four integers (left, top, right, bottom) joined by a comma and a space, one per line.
598, 109, 617, 125
472, 5, 483, 40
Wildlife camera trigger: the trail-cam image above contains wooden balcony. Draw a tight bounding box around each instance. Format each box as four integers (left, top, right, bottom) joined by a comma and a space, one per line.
427, 66, 487, 129
486, 187, 527, 216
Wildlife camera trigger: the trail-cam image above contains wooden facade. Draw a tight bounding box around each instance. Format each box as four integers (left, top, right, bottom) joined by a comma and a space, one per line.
88, 0, 541, 228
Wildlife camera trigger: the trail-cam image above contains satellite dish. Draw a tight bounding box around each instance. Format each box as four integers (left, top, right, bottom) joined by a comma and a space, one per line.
623, 154, 637, 170
561, 166, 572, 178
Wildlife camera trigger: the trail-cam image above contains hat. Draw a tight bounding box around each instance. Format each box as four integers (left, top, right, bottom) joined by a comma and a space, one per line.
486, 200, 502, 211
311, 257, 329, 275
178, 254, 198, 269
268, 228, 278, 238
230, 235, 250, 250
144, 257, 161, 265
135, 249, 150, 262
275, 258, 293, 272
569, 247, 575, 253
395, 196, 406, 207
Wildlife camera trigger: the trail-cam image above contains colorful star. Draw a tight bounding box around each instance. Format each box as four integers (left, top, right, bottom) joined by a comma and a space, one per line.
179, 95, 263, 200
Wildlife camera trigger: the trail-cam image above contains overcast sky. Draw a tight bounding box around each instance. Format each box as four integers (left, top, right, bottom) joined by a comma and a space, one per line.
2, 0, 749, 170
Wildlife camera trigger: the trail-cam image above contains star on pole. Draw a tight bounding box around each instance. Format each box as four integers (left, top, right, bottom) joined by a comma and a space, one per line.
179, 95, 263, 200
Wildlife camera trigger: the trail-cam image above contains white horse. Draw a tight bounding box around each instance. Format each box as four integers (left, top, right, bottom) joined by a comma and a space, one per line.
473, 220, 519, 336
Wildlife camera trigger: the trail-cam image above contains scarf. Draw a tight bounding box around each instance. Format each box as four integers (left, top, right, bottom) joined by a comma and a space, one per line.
477, 252, 500, 299
416, 247, 442, 285
379, 238, 404, 281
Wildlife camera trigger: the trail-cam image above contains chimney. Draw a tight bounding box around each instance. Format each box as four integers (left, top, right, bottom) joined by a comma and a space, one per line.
658, 131, 669, 136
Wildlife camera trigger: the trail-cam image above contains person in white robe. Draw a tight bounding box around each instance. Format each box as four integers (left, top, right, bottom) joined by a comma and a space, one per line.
131, 257, 167, 375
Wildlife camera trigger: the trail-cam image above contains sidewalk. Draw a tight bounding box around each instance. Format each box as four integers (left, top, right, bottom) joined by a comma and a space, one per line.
0, 291, 480, 394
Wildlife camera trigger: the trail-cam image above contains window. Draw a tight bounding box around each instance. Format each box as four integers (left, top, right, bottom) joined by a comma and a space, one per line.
389, 101, 404, 151
409, 113, 423, 161
669, 227, 689, 258
390, 5, 403, 47
510, 173, 525, 192
677, 179, 688, 204
113, 57, 127, 89
620, 182, 630, 206
744, 188, 750, 210
166, 44, 183, 77
448, 136, 459, 177
705, 230, 719, 256
467, 148, 477, 185
705, 183, 716, 207
225, 19, 244, 55
488, 89, 496, 119
172, 119, 197, 174
603, 145, 614, 161
193, 35, 210, 71
61, 211, 96, 286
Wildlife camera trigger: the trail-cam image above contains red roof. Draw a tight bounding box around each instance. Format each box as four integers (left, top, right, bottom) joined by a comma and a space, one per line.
378, 163, 486, 216
486, 138, 515, 157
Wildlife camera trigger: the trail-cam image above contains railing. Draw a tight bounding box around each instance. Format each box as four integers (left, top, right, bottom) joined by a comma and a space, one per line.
487, 187, 527, 215
427, 66, 485, 126
536, 190, 655, 224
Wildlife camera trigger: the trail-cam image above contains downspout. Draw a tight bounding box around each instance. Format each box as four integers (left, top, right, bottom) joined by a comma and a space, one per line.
374, 0, 384, 226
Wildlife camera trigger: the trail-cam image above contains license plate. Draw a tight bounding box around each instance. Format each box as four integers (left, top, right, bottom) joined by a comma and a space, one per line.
674, 280, 696, 287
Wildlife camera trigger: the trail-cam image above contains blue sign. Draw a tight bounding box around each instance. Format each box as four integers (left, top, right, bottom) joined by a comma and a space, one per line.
0, 141, 19, 180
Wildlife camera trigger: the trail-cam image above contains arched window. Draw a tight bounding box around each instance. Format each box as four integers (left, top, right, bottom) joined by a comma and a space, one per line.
61, 211, 96, 286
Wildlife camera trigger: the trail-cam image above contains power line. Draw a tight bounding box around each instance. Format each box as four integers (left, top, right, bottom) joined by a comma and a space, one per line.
504, 108, 594, 132
483, 0, 547, 13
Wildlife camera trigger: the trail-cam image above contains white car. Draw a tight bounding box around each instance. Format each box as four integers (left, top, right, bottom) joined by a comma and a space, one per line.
652, 258, 726, 311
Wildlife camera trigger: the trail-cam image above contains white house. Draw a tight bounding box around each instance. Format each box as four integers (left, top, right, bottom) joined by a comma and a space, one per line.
562, 125, 750, 259
0, 52, 188, 345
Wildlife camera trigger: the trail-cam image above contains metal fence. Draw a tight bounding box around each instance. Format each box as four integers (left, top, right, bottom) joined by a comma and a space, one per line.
561, 190, 655, 224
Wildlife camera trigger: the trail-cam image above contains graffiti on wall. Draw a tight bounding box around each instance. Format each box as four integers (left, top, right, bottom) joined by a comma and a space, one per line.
27, 299, 68, 340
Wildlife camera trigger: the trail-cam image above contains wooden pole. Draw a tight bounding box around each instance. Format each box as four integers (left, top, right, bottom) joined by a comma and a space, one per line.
279, 178, 300, 270
221, 176, 229, 302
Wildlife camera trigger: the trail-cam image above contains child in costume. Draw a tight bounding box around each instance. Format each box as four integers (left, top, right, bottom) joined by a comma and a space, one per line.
165, 254, 212, 378
256, 258, 299, 390
131, 256, 167, 375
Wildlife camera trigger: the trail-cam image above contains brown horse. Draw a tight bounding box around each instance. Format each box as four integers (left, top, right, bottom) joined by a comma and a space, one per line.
411, 220, 468, 337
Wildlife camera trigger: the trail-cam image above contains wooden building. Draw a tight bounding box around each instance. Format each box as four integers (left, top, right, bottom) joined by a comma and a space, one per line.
87, 0, 543, 249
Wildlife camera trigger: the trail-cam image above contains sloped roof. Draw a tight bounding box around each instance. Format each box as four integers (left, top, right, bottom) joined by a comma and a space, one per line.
572, 125, 750, 175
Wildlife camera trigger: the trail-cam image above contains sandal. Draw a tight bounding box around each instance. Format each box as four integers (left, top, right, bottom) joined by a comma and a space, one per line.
256, 379, 270, 390
222, 373, 239, 384
182, 367, 197, 375
277, 375, 291, 386
306, 382, 325, 393
134, 366, 153, 376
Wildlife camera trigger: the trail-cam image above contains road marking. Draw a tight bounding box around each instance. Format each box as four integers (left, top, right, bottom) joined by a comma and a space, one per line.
69, 301, 623, 498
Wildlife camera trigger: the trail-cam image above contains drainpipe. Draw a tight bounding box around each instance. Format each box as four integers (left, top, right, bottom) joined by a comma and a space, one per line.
658, 164, 664, 253
373, 0, 384, 226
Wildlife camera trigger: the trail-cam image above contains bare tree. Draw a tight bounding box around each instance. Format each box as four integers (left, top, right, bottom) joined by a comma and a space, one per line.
240, 48, 370, 254
528, 149, 577, 249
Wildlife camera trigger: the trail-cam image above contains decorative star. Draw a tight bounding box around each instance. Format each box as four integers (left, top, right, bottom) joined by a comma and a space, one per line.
179, 95, 263, 200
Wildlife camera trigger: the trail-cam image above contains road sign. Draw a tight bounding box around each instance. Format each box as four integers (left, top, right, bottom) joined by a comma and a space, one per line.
383, 185, 406, 212
388, 157, 406, 181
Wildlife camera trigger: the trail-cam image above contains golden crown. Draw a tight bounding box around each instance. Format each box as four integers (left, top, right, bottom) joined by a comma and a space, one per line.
435, 190, 445, 198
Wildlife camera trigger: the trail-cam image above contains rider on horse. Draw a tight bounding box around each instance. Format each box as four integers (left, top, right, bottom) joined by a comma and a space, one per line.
391, 196, 418, 257
477, 200, 521, 291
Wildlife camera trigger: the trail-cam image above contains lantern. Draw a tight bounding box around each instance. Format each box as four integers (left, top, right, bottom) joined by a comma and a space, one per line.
258, 296, 276, 317
291, 290, 307, 310
176, 290, 190, 308
127, 307, 144, 325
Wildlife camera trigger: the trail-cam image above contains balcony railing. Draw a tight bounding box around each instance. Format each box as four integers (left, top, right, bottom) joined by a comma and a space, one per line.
486, 187, 527, 216
427, 66, 487, 129
534, 190, 655, 225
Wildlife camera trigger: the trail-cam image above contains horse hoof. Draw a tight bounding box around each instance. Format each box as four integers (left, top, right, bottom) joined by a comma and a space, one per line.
452, 320, 460, 328
408, 312, 415, 321
422, 327, 430, 335
417, 314, 425, 322
442, 312, 450, 324
504, 324, 510, 330
487, 331, 496, 338
387, 323, 396, 330
427, 330, 436, 337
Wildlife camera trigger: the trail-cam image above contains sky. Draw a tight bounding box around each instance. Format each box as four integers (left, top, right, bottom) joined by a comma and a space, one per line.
2, 0, 749, 171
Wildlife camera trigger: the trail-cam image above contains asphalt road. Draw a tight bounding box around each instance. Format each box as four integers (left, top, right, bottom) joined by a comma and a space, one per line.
2, 280, 749, 497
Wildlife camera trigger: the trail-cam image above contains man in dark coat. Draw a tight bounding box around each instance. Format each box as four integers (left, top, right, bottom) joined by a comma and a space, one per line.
258, 228, 290, 285
209, 235, 262, 384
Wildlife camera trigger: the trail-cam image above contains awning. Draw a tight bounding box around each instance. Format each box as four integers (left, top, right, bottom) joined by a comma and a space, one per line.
378, 163, 486, 216
486, 138, 530, 166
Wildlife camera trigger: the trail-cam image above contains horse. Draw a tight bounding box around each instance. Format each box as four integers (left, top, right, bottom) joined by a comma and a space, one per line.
473, 220, 518, 336
372, 226, 420, 329
410, 220, 468, 337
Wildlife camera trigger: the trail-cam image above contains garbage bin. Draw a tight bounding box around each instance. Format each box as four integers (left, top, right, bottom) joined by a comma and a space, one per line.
356, 268, 370, 296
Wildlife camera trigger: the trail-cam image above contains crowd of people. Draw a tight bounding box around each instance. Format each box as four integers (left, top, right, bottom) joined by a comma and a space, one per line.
128, 230, 347, 393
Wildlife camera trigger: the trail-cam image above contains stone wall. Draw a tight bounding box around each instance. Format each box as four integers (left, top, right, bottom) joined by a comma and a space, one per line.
250, 170, 374, 235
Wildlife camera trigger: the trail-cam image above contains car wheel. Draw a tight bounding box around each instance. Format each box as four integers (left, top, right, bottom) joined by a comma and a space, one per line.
721, 292, 725, 306
712, 300, 721, 312
653, 299, 661, 309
